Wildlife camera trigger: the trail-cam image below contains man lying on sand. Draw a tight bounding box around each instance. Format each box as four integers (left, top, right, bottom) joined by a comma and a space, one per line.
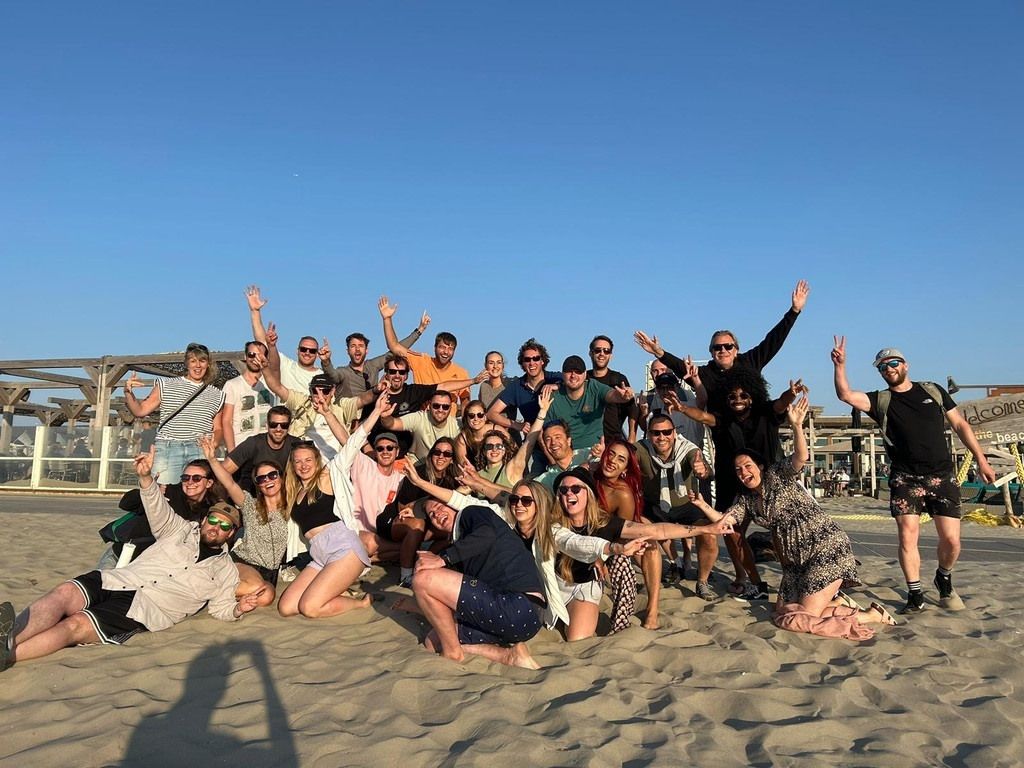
0, 449, 262, 673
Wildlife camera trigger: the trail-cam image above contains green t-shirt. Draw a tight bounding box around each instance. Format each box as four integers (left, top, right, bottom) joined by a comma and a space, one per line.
546, 379, 611, 450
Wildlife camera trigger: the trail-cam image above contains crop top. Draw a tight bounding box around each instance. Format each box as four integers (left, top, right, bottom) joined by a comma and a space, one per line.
291, 490, 337, 535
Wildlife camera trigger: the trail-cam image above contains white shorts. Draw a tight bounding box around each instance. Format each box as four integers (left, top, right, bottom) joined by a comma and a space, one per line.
308, 522, 370, 571
557, 576, 603, 606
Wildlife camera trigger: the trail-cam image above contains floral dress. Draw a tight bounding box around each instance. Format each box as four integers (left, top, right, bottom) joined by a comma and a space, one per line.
727, 459, 859, 603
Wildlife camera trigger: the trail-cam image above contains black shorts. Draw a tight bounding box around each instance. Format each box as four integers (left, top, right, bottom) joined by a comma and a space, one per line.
455, 576, 542, 646
648, 501, 709, 527
889, 472, 962, 519
229, 552, 280, 587
69, 571, 148, 645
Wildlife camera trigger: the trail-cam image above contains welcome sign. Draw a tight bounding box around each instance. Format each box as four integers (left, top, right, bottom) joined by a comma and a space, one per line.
957, 393, 1024, 446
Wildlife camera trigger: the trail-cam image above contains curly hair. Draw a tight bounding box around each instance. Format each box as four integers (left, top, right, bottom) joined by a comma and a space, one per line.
474, 429, 515, 470
721, 366, 771, 406
517, 338, 550, 367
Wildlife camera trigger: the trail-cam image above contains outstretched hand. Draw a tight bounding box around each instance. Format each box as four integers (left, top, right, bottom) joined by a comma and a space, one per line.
788, 378, 809, 397
791, 280, 810, 312
245, 285, 267, 312
318, 337, 331, 362
787, 395, 810, 427
831, 335, 846, 366
266, 322, 279, 347
197, 434, 217, 460
378, 296, 397, 319
634, 330, 664, 358
133, 446, 156, 479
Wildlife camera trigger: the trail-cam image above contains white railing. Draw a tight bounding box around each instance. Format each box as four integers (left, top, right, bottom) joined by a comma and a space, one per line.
0, 425, 140, 493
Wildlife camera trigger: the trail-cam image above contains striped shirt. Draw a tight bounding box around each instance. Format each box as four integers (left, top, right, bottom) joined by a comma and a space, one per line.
156, 377, 225, 441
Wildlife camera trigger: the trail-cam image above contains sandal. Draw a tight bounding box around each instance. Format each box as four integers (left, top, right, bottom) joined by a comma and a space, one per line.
835, 591, 863, 611
870, 601, 898, 626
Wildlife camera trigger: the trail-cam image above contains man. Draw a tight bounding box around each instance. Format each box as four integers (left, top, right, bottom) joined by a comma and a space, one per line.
221, 340, 277, 452
485, 338, 562, 433
636, 413, 718, 601
246, 285, 324, 392
531, 420, 593, 490
413, 499, 543, 669
0, 449, 260, 672
263, 324, 374, 458
222, 405, 300, 495
639, 361, 706, 449
546, 355, 635, 453
379, 296, 473, 410
832, 337, 995, 614
635, 279, 810, 412
324, 318, 428, 398
380, 390, 460, 462
587, 335, 640, 443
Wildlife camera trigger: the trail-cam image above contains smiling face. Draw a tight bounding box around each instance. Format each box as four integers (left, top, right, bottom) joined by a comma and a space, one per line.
734, 454, 763, 490
519, 347, 544, 378
710, 333, 739, 370
426, 500, 455, 534
562, 369, 587, 393
542, 424, 571, 461
200, 512, 236, 547
647, 416, 676, 459
556, 478, 589, 520
485, 353, 504, 379
384, 362, 408, 393
185, 353, 210, 384
297, 337, 319, 367
589, 338, 612, 371
726, 387, 752, 416
374, 438, 399, 468
877, 358, 908, 388
253, 462, 282, 498
429, 441, 454, 473
291, 446, 320, 483
434, 340, 455, 366
347, 337, 368, 366
243, 342, 265, 374
509, 482, 537, 529
601, 443, 630, 479
428, 393, 453, 425
180, 463, 214, 501
482, 435, 508, 467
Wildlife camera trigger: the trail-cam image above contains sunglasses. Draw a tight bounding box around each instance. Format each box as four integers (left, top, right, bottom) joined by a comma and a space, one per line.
298, 346, 318, 354
484, 443, 506, 451
375, 443, 398, 452
557, 484, 587, 496
180, 473, 209, 483
186, 343, 209, 354
430, 449, 454, 458
649, 428, 675, 437
205, 514, 235, 531
430, 403, 451, 411
311, 385, 333, 394
255, 470, 280, 485
727, 392, 751, 402
877, 360, 902, 371
268, 421, 291, 429
292, 440, 317, 451
245, 351, 261, 359
711, 343, 736, 352
466, 411, 485, 419
521, 355, 542, 363
385, 367, 408, 375
508, 494, 535, 508
590, 347, 611, 354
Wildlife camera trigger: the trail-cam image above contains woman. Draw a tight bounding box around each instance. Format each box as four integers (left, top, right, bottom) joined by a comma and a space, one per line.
199, 435, 288, 607
691, 397, 897, 639
123, 342, 226, 483
276, 391, 393, 619
478, 351, 510, 412
553, 467, 733, 640
474, 430, 518, 488
594, 438, 666, 631
454, 400, 492, 466
378, 436, 461, 587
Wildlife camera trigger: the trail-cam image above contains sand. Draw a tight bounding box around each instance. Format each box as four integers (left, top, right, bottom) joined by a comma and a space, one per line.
1, 496, 1022, 768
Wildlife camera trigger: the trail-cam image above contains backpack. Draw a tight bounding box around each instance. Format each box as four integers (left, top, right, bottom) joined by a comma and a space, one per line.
875, 381, 948, 446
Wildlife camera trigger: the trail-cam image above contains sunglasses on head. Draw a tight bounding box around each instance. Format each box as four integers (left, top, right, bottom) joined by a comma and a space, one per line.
711, 343, 736, 352
557, 484, 587, 496
430, 449, 454, 458
877, 360, 902, 371
180, 473, 208, 483
206, 514, 235, 531
255, 470, 280, 485
649, 428, 674, 437
291, 440, 317, 451
508, 494, 535, 508
187, 343, 209, 354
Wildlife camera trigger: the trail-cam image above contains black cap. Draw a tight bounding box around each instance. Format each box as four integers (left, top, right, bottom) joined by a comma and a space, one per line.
561, 355, 587, 373
309, 373, 334, 390
552, 466, 598, 495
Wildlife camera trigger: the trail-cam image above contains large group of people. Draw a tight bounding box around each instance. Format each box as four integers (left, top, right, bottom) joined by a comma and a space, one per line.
0, 279, 997, 673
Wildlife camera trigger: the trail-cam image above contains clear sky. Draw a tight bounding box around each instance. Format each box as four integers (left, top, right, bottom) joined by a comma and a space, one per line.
2, 2, 1020, 414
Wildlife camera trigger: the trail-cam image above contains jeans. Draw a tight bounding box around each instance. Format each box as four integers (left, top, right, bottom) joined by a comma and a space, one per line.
152, 438, 202, 484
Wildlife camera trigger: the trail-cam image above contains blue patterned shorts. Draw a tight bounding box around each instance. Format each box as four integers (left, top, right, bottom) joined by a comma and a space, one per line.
455, 576, 542, 646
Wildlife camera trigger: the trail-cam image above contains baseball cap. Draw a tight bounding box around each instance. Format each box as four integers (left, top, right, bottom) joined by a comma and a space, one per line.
561, 355, 587, 374
872, 348, 906, 367
207, 501, 241, 529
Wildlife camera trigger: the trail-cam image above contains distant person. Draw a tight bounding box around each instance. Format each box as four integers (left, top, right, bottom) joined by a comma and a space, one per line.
832, 338, 995, 614
122, 342, 225, 483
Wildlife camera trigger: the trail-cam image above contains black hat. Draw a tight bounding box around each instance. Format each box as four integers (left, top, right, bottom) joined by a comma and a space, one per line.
561, 355, 587, 374
309, 373, 334, 390
552, 465, 598, 495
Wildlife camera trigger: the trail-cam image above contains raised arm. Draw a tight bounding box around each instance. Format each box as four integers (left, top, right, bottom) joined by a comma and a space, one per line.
261, 323, 292, 401
505, 387, 552, 483
198, 434, 245, 506
437, 370, 488, 394
605, 382, 635, 404
831, 335, 871, 412
379, 296, 424, 358
661, 389, 715, 427
313, 392, 351, 446
741, 280, 809, 371
621, 516, 733, 541
786, 396, 811, 473
123, 372, 161, 418
245, 285, 269, 346
774, 378, 808, 414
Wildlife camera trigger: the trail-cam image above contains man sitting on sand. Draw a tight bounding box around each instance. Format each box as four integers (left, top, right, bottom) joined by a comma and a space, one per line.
412, 500, 545, 669
0, 449, 262, 672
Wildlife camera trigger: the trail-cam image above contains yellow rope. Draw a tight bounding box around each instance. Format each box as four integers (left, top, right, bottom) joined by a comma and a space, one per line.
955, 452, 973, 486
1011, 443, 1024, 484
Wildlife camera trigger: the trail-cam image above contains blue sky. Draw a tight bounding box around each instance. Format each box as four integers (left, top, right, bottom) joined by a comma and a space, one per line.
2, 3, 1020, 414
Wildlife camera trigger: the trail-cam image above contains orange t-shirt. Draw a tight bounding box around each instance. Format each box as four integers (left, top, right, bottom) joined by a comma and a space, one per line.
406, 352, 470, 407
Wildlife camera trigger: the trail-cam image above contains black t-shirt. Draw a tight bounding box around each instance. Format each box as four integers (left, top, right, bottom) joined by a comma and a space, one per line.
558, 515, 625, 584
588, 368, 639, 441
867, 383, 956, 475
710, 401, 785, 510
227, 433, 302, 495
361, 383, 438, 452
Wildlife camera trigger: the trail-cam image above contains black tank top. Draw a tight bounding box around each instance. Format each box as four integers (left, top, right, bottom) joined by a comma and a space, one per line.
291, 490, 337, 535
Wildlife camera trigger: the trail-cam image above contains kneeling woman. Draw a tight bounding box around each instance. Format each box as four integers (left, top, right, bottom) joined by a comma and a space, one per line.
691, 397, 897, 639
200, 436, 287, 608
553, 467, 733, 640
277, 391, 394, 618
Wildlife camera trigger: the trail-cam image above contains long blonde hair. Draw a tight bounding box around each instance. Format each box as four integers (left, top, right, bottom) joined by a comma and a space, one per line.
552, 479, 610, 583
285, 444, 324, 515
508, 481, 556, 560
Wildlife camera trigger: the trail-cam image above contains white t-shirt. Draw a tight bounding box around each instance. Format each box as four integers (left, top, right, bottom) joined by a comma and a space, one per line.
222, 375, 277, 444
279, 353, 318, 393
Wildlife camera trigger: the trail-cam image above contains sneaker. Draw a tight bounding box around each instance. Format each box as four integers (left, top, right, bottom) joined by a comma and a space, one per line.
660, 562, 680, 586
695, 581, 716, 602
754, 582, 771, 600
899, 591, 926, 614
398, 575, 413, 589
0, 601, 14, 673
933, 570, 953, 599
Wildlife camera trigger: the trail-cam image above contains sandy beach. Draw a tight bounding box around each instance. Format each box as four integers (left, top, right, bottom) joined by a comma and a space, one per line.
1, 494, 1021, 768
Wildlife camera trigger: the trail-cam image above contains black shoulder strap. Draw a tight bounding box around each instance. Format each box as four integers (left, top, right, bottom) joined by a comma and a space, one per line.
159, 382, 209, 431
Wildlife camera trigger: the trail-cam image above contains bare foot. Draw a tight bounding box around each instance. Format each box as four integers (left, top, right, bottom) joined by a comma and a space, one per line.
506, 643, 541, 670
393, 596, 424, 615
641, 614, 660, 630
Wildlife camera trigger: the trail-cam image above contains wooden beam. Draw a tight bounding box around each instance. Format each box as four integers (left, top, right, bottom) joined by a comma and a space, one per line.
0, 368, 92, 387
